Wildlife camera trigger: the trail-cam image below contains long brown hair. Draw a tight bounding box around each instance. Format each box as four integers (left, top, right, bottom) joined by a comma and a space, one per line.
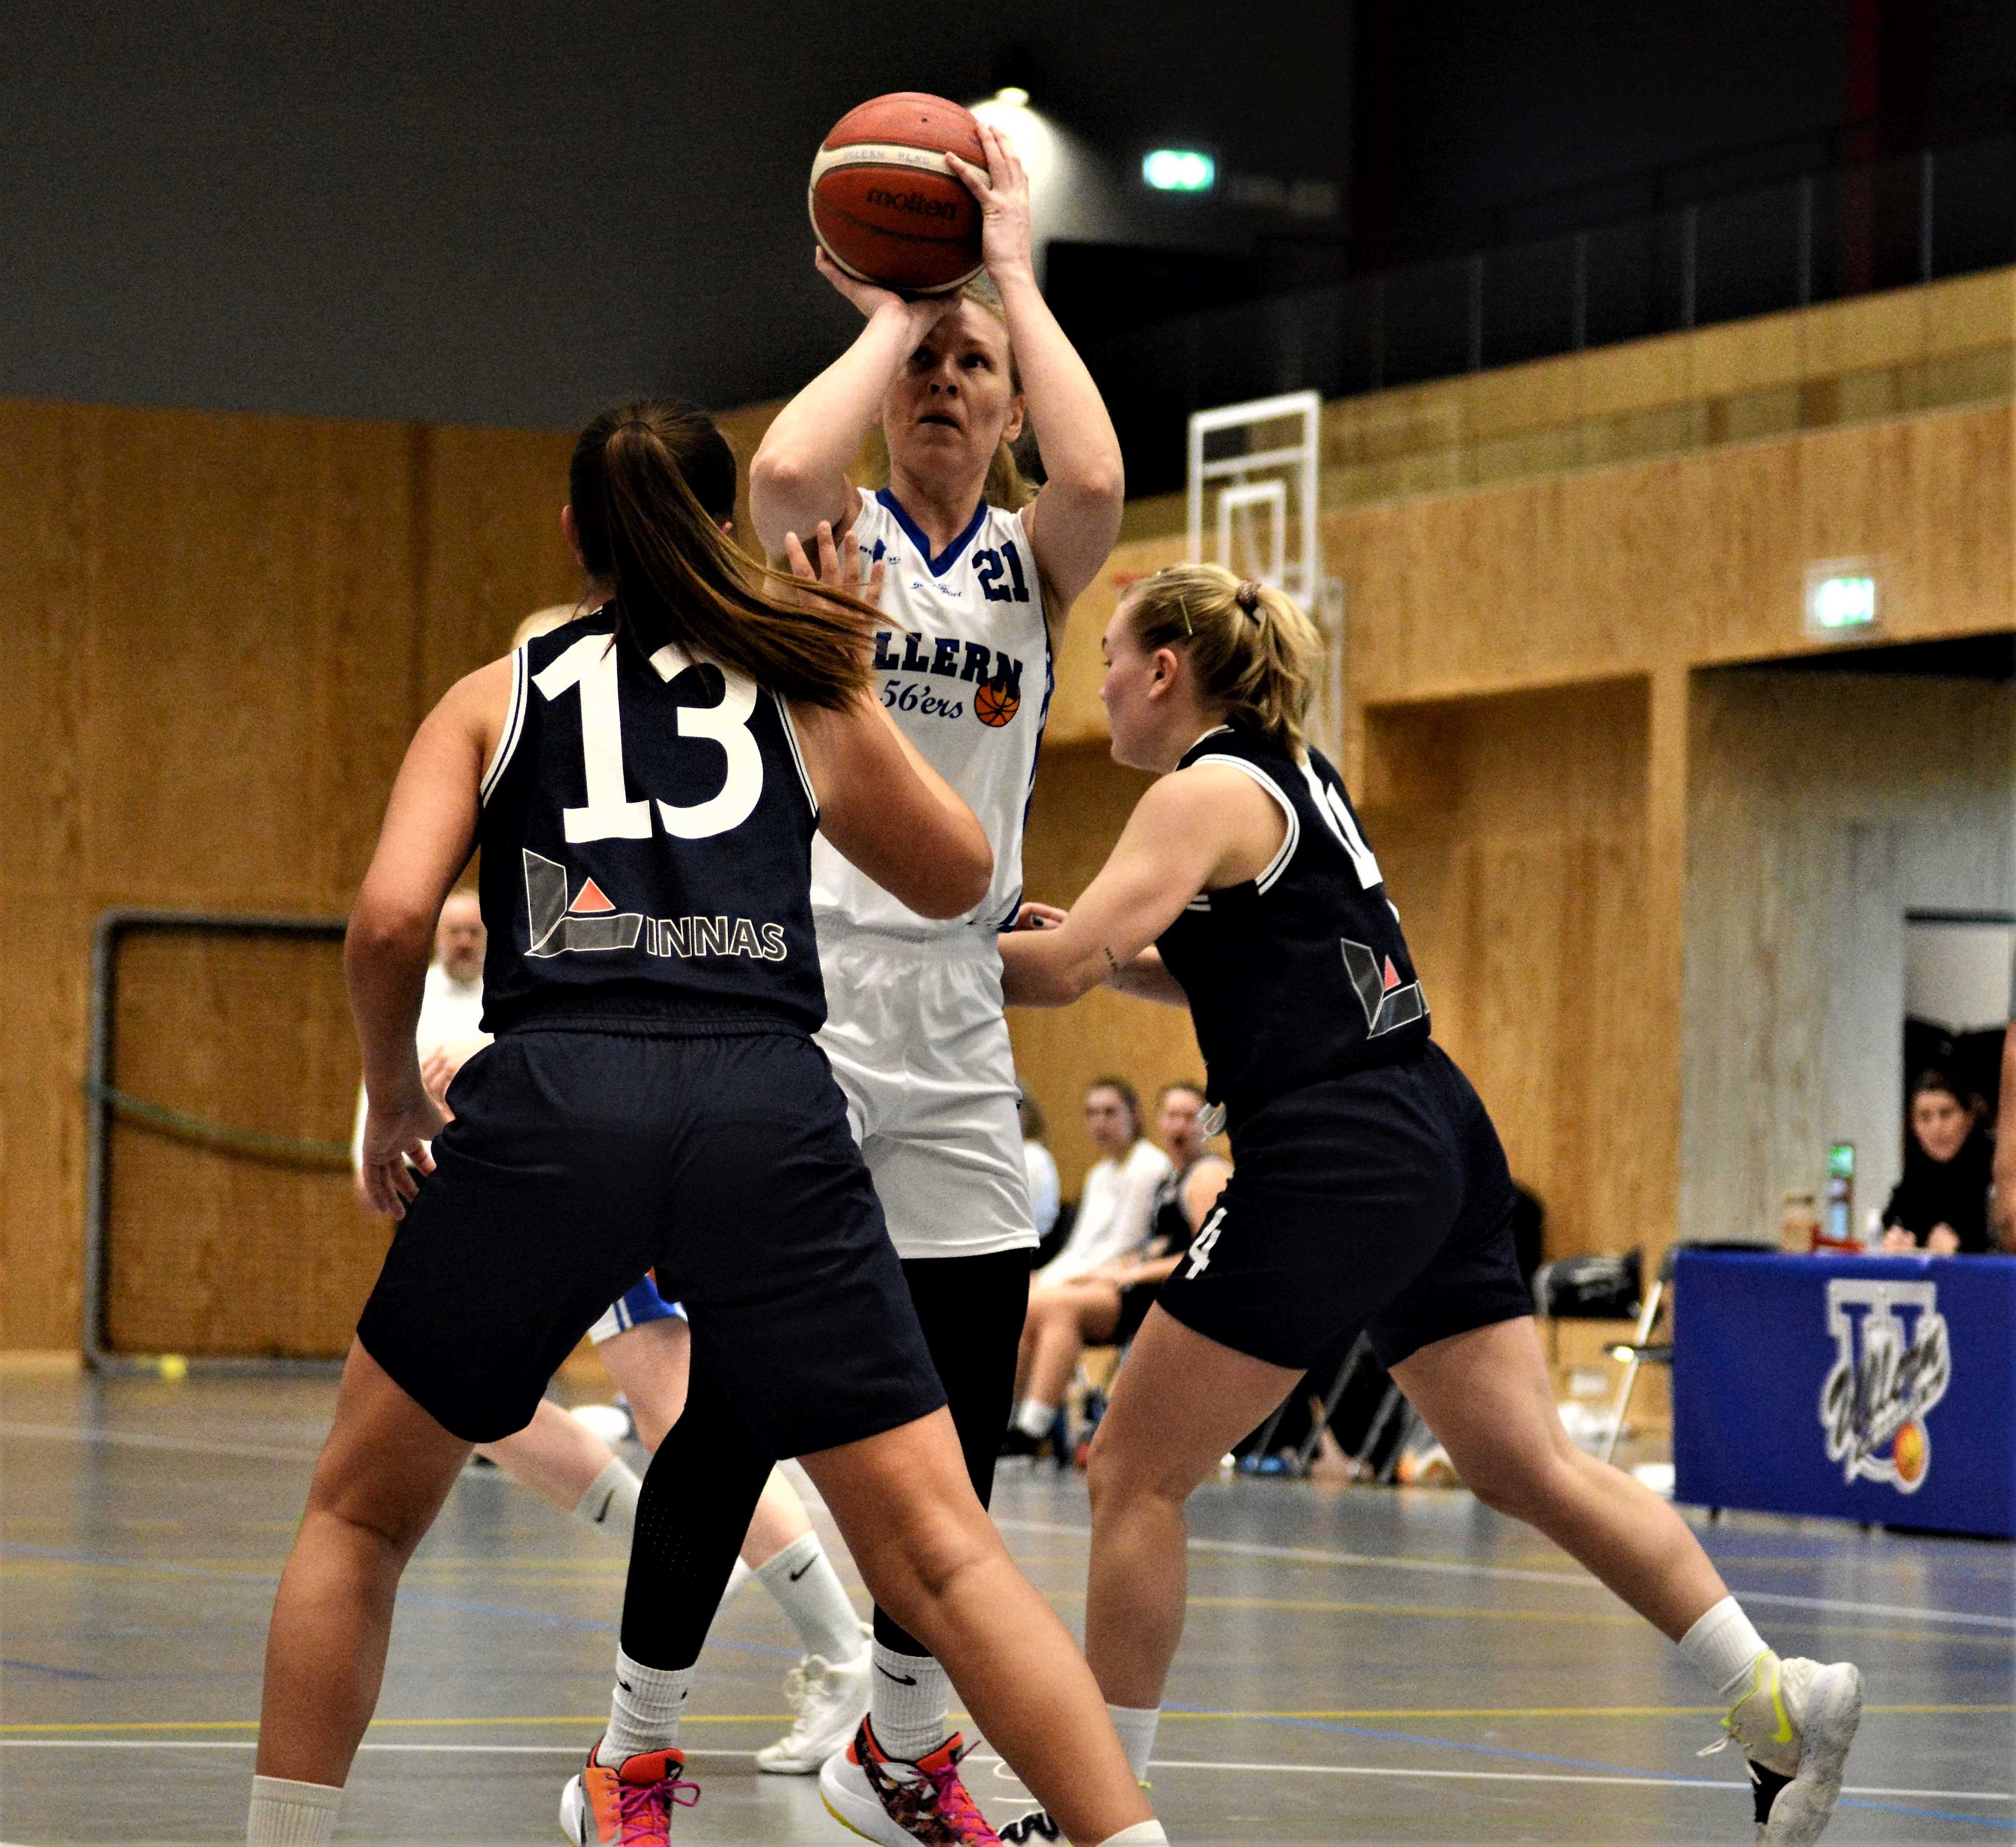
569, 401, 875, 707
1123, 563, 1322, 755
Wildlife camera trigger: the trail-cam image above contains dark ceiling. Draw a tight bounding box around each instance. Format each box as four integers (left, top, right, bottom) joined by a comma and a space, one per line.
0, 1, 1352, 429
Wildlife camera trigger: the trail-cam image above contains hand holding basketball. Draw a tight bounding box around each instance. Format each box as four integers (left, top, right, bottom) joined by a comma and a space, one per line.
813, 245, 959, 330
945, 121, 1034, 286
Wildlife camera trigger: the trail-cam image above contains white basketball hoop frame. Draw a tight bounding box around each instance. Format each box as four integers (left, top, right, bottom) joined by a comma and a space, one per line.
1184, 388, 1346, 758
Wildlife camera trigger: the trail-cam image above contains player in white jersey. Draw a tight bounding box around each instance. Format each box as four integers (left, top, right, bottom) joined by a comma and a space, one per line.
730, 120, 1125, 1844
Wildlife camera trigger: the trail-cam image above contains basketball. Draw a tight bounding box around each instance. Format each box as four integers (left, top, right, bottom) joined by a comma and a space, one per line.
808, 92, 986, 296
974, 679, 1020, 727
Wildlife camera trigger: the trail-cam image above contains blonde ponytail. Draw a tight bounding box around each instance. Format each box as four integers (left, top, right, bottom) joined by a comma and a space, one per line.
1123, 563, 1321, 755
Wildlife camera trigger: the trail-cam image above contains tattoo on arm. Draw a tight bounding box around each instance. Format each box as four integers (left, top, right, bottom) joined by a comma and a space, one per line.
1101, 944, 1121, 982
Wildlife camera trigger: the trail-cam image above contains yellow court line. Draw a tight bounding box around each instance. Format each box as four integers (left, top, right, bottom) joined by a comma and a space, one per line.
6, 1704, 2008, 1737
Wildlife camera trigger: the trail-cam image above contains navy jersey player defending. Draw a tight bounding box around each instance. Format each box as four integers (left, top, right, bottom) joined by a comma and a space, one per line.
997, 565, 1863, 1847
716, 117, 1123, 1842
246, 404, 1162, 1847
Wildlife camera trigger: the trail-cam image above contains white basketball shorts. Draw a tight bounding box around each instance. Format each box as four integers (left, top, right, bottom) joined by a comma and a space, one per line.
816, 929, 1038, 1262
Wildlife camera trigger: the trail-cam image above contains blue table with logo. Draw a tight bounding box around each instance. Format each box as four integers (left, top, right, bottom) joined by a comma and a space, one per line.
1671, 1248, 2016, 1538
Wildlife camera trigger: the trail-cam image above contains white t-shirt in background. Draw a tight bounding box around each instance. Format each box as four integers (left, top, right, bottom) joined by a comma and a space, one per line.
1024, 1141, 1061, 1241
351, 962, 489, 1170
1036, 1138, 1173, 1286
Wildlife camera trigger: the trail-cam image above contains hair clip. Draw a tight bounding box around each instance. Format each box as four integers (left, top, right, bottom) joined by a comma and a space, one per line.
1236, 579, 1261, 613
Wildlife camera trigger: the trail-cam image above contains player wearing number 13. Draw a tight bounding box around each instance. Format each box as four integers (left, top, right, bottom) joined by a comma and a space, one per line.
245, 403, 1162, 1847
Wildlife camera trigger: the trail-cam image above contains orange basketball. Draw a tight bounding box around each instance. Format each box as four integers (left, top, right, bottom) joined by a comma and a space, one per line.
974, 680, 1020, 727
809, 92, 986, 296
1892, 1418, 1927, 1485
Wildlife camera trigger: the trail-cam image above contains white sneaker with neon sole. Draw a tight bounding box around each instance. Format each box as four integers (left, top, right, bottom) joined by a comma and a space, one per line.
1706, 1654, 1864, 1845
755, 1636, 873, 1775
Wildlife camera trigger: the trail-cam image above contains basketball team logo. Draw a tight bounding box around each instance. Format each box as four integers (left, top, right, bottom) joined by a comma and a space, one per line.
523, 850, 642, 957
1818, 1278, 1950, 1493
1340, 937, 1427, 1037
974, 679, 1019, 727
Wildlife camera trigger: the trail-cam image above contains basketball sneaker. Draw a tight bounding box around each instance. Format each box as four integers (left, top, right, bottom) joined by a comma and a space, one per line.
819, 1716, 1002, 1845
1700, 1654, 1863, 1844
558, 1741, 699, 1844
755, 1637, 874, 1774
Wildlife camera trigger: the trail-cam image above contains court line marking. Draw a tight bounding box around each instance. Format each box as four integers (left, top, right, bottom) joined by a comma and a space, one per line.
995, 1518, 2016, 1631
0, 1421, 320, 1462
10, 1702, 2009, 1736
6, 1736, 2008, 1816
10, 1423, 2005, 1627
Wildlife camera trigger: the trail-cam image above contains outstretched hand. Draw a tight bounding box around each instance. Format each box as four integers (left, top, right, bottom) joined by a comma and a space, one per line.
946, 119, 1035, 285
783, 519, 887, 610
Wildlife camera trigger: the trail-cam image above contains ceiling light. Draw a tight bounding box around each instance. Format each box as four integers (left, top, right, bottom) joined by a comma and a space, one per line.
1143, 149, 1215, 193
993, 85, 1030, 107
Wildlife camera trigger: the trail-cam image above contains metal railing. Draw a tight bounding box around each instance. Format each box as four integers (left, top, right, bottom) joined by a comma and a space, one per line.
1091, 132, 2016, 495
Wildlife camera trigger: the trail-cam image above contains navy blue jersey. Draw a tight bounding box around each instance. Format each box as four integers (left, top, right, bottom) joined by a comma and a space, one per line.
475, 607, 826, 1034
1154, 725, 1429, 1126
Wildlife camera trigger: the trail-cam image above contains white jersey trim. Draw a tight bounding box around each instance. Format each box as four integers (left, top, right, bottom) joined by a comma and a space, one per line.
770, 691, 819, 820
1188, 752, 1301, 893
478, 648, 529, 807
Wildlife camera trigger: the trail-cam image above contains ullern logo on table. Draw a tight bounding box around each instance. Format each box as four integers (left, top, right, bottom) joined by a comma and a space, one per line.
1818, 1279, 1951, 1494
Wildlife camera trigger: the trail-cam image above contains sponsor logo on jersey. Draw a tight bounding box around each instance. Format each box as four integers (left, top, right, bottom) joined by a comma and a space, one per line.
1819, 1278, 1949, 1493
1340, 937, 1427, 1037
523, 851, 787, 964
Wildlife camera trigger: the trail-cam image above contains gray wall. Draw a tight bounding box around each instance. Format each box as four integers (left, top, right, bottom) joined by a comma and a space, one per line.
1680, 668, 2016, 1245
0, 2, 1352, 430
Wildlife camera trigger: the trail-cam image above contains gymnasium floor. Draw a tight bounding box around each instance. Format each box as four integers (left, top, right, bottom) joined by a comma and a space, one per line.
2, 1369, 2010, 1845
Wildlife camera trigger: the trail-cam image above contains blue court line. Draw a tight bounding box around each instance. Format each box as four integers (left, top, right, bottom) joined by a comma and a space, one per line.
0, 1657, 102, 1681
1161, 1705, 2016, 1832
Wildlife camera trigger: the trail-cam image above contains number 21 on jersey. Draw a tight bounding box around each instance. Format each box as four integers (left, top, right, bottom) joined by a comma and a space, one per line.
532, 634, 763, 843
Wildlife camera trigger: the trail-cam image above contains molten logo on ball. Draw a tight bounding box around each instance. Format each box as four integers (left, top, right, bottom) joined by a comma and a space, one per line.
865, 188, 963, 220
974, 681, 1019, 727
1818, 1279, 1949, 1494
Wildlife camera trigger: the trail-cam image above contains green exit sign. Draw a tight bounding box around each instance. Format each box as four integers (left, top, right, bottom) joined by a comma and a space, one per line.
1805, 562, 1880, 639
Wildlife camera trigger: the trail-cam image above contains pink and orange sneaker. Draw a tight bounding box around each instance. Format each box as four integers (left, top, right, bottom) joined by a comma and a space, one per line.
558, 1741, 699, 1845
818, 1716, 1002, 1845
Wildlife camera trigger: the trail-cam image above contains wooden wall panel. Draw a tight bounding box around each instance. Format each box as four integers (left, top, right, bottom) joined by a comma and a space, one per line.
1361, 681, 1658, 1260
1327, 404, 2012, 707
0, 397, 593, 1354
105, 934, 373, 1357
1007, 742, 1209, 1200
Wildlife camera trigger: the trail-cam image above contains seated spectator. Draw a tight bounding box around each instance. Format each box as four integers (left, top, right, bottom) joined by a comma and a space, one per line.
1019, 1081, 1061, 1248
1879, 1068, 1998, 1255
1002, 1081, 1225, 1459
1031, 1077, 1171, 1287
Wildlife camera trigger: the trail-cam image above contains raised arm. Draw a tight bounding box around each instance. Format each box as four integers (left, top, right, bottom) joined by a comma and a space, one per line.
949, 123, 1124, 618
749, 270, 955, 560
791, 689, 992, 920
347, 661, 505, 1214
999, 766, 1283, 1006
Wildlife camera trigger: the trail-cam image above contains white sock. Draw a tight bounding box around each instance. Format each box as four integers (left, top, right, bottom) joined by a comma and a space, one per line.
246, 1774, 341, 1845
596, 1646, 691, 1765
1013, 1398, 1055, 1440
1678, 1595, 1773, 1698
1107, 1701, 1160, 1782
572, 1459, 641, 1546
757, 1532, 865, 1663
870, 1641, 951, 1760
715, 1554, 755, 1621
1095, 1824, 1168, 1845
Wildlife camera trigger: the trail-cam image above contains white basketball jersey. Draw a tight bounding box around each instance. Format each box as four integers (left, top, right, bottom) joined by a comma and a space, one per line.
811, 487, 1053, 940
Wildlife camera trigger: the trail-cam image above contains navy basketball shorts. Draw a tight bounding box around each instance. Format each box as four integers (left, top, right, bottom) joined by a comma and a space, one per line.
356, 1024, 946, 1451
1152, 1043, 1529, 1372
